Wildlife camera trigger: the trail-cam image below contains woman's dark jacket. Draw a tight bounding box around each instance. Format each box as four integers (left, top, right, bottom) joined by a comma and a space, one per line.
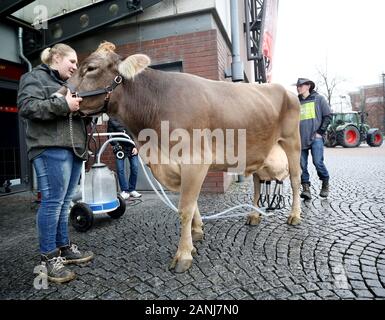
17, 64, 88, 160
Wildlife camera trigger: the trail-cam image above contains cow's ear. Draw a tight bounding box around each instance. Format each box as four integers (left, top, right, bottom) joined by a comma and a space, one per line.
118, 54, 151, 79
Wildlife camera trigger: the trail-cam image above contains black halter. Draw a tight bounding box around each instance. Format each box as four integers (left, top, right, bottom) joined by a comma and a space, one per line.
66, 75, 123, 117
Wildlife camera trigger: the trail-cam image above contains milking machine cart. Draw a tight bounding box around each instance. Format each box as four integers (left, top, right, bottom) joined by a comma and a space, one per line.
70, 132, 135, 232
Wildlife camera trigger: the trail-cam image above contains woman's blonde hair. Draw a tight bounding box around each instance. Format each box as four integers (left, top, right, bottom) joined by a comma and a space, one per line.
40, 43, 75, 65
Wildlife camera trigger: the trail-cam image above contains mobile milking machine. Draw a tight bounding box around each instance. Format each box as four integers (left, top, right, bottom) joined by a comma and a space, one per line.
70, 131, 136, 232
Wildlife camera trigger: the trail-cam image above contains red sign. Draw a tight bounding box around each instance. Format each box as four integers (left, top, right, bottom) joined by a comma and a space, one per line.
262, 0, 278, 82
0, 106, 18, 113
0, 60, 25, 81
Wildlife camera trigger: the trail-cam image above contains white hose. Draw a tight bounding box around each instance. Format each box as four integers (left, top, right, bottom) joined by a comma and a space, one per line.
136, 152, 273, 220
96, 133, 274, 221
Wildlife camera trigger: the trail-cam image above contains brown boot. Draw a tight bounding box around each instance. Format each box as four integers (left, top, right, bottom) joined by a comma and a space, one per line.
300, 183, 312, 200
40, 249, 76, 284
320, 180, 329, 198
59, 243, 94, 265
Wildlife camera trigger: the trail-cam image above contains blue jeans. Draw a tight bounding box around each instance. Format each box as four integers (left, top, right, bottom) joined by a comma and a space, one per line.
116, 155, 139, 192
300, 137, 329, 185
33, 148, 82, 254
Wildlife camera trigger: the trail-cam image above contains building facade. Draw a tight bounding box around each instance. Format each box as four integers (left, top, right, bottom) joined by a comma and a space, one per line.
1, 0, 272, 194
349, 84, 385, 133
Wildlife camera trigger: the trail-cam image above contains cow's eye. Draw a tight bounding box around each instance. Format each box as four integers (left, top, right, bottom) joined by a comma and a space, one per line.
87, 65, 97, 72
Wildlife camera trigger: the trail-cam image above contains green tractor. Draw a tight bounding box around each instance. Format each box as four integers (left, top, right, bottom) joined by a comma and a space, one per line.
324, 111, 383, 148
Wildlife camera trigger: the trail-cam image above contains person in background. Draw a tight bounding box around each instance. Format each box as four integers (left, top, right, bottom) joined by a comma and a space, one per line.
17, 43, 94, 284
107, 117, 142, 200
296, 77, 332, 200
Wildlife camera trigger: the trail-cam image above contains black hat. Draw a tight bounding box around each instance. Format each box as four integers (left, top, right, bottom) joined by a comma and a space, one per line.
295, 78, 315, 92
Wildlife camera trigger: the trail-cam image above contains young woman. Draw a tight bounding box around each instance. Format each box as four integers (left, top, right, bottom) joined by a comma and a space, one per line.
18, 43, 93, 284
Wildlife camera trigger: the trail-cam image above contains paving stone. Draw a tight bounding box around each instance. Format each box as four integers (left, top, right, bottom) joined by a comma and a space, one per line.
302, 293, 323, 300
350, 280, 368, 290
354, 289, 374, 298
334, 289, 356, 299
371, 287, 385, 298
347, 272, 364, 281
365, 279, 383, 288
301, 282, 320, 292
317, 289, 337, 299
229, 288, 250, 300
99, 289, 122, 300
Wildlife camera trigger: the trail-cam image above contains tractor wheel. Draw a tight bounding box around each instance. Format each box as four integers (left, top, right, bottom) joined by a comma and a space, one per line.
336, 126, 361, 148
107, 195, 126, 219
324, 135, 337, 147
70, 203, 94, 232
366, 129, 383, 147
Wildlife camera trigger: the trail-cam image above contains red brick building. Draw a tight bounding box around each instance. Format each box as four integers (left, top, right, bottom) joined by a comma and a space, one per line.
1, 0, 266, 194
349, 84, 385, 133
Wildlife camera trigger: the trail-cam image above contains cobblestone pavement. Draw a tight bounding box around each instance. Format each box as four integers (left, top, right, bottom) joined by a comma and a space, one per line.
1, 145, 385, 300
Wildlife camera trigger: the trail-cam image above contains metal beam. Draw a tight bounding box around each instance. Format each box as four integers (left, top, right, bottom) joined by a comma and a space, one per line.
244, 0, 266, 83
244, 0, 265, 61
24, 0, 162, 55
0, 0, 35, 18
3, 14, 38, 31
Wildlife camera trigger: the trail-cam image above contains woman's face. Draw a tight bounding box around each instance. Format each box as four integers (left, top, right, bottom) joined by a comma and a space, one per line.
52, 51, 78, 80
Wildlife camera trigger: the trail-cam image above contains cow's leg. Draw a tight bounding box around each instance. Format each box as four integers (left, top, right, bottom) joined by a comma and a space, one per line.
192, 203, 204, 241
279, 140, 301, 225
170, 165, 209, 273
246, 173, 263, 225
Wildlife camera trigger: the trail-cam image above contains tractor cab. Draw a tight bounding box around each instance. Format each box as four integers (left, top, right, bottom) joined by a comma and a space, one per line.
332, 112, 360, 126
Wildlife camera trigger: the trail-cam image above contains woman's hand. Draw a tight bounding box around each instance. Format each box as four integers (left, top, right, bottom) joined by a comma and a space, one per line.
132, 147, 138, 156
65, 90, 83, 112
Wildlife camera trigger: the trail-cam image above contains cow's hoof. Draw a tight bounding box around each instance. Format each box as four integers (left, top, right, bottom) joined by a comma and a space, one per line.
246, 214, 262, 226
287, 216, 301, 225
191, 246, 197, 256
174, 259, 192, 273
192, 230, 204, 241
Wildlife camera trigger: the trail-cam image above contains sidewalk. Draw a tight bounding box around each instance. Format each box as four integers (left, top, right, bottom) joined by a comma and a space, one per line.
1, 145, 385, 300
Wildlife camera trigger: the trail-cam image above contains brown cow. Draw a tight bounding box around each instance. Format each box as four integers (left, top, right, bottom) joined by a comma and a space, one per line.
67, 42, 301, 272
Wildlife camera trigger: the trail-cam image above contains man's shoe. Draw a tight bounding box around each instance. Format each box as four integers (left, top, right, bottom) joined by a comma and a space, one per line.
300, 183, 312, 200
41, 249, 75, 284
129, 190, 142, 198
120, 191, 130, 200
60, 243, 94, 265
320, 180, 329, 198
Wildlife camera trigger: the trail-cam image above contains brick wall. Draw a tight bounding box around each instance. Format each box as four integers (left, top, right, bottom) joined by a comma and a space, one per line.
83, 29, 235, 192
349, 85, 385, 133
117, 30, 219, 80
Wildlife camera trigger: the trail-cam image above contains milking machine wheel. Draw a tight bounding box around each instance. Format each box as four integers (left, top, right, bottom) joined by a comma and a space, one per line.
70, 202, 94, 232
107, 195, 126, 219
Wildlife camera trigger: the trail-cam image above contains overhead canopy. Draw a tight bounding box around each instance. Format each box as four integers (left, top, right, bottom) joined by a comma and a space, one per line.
2, 0, 162, 57
0, 0, 36, 19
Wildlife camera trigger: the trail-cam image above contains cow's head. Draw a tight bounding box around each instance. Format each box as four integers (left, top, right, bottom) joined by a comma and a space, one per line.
67, 41, 151, 115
